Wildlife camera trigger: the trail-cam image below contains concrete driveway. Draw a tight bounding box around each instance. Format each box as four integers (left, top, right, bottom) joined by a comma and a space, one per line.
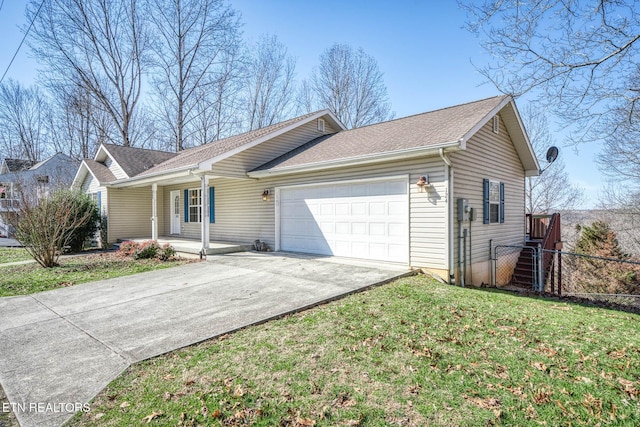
0, 252, 411, 427
0, 237, 21, 247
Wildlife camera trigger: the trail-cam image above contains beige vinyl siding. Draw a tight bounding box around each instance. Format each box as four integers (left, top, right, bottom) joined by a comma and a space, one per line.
107, 186, 162, 242
211, 120, 336, 177
104, 156, 128, 180
161, 184, 202, 240
196, 156, 447, 269
81, 173, 107, 216
450, 114, 526, 282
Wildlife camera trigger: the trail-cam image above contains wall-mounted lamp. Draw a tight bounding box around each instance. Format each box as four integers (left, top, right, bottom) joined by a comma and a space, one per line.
416, 175, 429, 191
262, 189, 270, 201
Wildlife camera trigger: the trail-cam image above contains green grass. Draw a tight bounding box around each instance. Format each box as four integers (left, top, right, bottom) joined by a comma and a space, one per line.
0, 253, 197, 297
69, 276, 640, 426
0, 247, 31, 264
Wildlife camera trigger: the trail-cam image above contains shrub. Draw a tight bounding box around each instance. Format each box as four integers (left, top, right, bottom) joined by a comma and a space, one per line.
134, 240, 160, 260
158, 243, 177, 261
119, 240, 139, 257
99, 214, 109, 249
119, 240, 177, 261
11, 189, 99, 267
61, 192, 100, 252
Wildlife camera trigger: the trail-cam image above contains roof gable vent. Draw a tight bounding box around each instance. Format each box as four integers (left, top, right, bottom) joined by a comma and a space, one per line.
492, 115, 500, 134
317, 118, 325, 133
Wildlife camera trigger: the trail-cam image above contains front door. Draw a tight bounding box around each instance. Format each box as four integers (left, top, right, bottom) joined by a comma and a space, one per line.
170, 190, 180, 234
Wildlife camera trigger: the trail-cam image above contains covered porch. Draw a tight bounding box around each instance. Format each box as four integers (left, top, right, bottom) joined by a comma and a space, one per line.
127, 236, 253, 256
109, 173, 231, 252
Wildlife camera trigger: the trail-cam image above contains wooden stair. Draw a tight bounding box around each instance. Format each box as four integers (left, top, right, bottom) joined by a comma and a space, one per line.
510, 213, 562, 291
510, 240, 539, 289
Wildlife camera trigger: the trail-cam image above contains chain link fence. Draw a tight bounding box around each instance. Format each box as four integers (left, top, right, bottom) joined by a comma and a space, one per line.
493, 245, 537, 289
543, 250, 640, 309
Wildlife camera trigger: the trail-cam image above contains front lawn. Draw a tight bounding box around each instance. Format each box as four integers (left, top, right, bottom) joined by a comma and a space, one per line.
70, 276, 640, 426
0, 252, 197, 297
0, 247, 31, 264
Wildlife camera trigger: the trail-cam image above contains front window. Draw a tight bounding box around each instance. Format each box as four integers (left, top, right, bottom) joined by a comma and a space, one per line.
188, 189, 201, 223
489, 180, 500, 223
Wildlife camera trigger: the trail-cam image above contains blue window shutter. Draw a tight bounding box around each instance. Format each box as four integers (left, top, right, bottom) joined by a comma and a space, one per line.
483, 178, 490, 224
96, 192, 102, 214
209, 187, 215, 223
184, 189, 189, 223
499, 182, 505, 223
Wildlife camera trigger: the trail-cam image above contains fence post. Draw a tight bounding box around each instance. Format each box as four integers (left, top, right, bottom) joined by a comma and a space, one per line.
489, 239, 494, 287
557, 249, 562, 296
537, 243, 543, 292
550, 250, 555, 294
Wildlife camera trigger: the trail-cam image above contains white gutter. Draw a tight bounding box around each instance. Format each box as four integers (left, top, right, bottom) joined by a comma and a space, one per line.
248, 141, 462, 179
108, 164, 199, 188
439, 148, 455, 284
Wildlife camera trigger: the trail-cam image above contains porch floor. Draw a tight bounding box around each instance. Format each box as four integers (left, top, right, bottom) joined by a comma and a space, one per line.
127, 237, 253, 255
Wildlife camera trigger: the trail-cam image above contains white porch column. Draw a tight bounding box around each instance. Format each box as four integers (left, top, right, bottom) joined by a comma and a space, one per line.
151, 183, 158, 240
201, 175, 210, 251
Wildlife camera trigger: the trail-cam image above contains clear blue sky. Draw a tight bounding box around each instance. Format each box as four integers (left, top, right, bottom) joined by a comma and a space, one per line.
0, 0, 602, 208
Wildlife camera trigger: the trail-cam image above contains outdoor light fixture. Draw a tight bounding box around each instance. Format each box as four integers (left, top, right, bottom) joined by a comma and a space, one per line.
416, 175, 429, 190
262, 189, 270, 201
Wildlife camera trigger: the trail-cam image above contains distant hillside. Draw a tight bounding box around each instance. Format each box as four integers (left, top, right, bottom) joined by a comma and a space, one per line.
559, 209, 640, 256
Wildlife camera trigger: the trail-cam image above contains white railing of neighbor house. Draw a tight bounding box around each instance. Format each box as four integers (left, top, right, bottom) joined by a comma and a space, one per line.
0, 199, 19, 210
0, 222, 8, 237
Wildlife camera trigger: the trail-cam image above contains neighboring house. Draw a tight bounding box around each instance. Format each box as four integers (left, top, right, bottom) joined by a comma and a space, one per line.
72, 96, 539, 285
0, 153, 79, 237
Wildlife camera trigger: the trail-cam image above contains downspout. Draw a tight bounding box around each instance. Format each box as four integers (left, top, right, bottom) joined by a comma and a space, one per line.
439, 148, 455, 284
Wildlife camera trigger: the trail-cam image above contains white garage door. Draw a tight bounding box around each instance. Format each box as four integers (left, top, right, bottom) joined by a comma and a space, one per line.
279, 178, 409, 263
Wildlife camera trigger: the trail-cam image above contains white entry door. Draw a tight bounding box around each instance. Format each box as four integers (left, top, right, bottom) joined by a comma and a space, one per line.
170, 190, 181, 234
279, 178, 409, 263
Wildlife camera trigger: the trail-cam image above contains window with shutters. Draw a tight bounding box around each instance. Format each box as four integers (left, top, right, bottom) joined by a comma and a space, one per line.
188, 188, 201, 223
483, 178, 504, 224
489, 180, 500, 223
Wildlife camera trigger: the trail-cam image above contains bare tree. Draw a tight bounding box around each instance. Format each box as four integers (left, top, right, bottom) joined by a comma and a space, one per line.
147, 0, 241, 151
311, 43, 393, 129
244, 34, 297, 130
462, 0, 640, 143
0, 79, 50, 162
48, 83, 114, 159
28, 0, 148, 147
597, 106, 640, 253
522, 105, 584, 214
295, 79, 316, 115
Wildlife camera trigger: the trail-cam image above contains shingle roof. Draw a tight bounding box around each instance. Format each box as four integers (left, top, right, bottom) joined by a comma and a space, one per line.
102, 144, 177, 178
84, 159, 116, 184
3, 158, 36, 172
253, 96, 508, 172
137, 111, 322, 177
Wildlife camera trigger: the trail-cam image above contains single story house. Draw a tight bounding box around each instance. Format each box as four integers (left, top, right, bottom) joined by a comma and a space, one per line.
72, 95, 539, 285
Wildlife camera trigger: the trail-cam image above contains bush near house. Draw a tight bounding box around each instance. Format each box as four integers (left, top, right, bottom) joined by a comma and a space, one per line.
119, 240, 177, 261
12, 189, 99, 268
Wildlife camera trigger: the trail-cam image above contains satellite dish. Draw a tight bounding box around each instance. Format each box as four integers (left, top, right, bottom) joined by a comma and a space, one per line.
546, 146, 559, 164
539, 146, 559, 174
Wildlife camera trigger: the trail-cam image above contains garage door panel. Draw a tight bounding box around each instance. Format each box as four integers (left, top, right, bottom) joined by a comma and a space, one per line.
280, 179, 408, 263
370, 243, 386, 259
369, 202, 386, 215
352, 202, 367, 215
389, 223, 406, 238
370, 222, 385, 236
335, 203, 350, 215
388, 200, 407, 215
